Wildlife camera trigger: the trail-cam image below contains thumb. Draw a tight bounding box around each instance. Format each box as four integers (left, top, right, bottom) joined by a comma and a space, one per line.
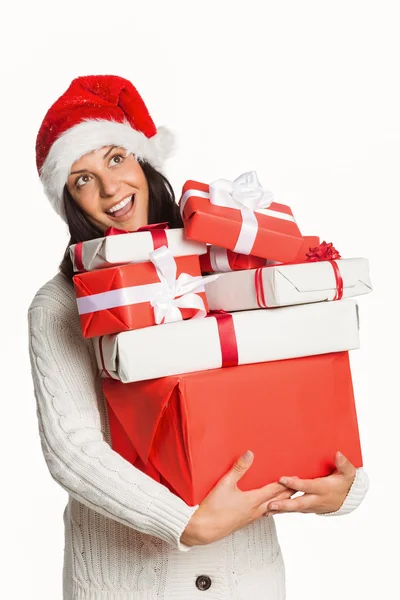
224, 450, 254, 487
335, 451, 355, 477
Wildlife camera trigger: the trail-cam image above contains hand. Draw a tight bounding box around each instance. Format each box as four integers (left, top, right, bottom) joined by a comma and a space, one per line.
180, 450, 297, 546
265, 451, 356, 516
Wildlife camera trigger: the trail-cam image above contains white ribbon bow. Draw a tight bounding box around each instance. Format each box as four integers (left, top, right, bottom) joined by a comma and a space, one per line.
208, 171, 274, 255
209, 171, 273, 211
149, 245, 219, 324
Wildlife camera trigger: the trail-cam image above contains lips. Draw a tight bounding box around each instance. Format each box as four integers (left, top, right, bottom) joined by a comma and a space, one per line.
106, 195, 135, 219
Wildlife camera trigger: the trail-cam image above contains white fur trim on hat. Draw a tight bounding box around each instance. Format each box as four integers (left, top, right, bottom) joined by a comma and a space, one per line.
39, 118, 175, 221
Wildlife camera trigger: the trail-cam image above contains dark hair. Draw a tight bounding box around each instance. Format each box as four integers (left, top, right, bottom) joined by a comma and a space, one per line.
59, 160, 183, 279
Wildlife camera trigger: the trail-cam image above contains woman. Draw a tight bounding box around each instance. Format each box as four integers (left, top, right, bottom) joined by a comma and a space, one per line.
29, 74, 369, 599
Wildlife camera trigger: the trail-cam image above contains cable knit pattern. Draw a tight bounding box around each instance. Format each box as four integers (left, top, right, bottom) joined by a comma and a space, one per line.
28, 272, 369, 599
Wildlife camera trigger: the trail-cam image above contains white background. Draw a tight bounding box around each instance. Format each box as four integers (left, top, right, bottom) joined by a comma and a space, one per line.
2, 1, 399, 598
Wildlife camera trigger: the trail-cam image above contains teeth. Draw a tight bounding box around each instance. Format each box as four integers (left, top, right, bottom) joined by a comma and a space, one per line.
106, 195, 133, 214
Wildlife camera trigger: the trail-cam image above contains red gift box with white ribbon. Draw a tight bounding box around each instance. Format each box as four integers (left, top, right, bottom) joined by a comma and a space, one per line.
199, 236, 321, 273
179, 171, 303, 263
199, 246, 270, 273
73, 246, 218, 338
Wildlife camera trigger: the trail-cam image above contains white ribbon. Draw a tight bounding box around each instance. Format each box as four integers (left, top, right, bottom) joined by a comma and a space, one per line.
208, 246, 274, 272
209, 246, 232, 272
77, 246, 219, 325
209, 171, 273, 211
209, 172, 273, 255
149, 246, 219, 324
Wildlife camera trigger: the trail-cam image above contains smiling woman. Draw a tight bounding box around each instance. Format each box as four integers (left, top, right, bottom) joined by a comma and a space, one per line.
59, 151, 182, 278
66, 146, 149, 228
29, 74, 369, 600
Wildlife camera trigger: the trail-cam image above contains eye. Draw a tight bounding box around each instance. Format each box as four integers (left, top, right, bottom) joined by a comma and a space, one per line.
75, 174, 91, 188
109, 153, 126, 166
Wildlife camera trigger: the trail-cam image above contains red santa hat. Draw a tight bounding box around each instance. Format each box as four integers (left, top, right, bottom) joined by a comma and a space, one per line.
36, 74, 174, 221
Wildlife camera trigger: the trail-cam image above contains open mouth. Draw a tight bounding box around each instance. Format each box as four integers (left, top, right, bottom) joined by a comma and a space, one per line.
105, 194, 135, 219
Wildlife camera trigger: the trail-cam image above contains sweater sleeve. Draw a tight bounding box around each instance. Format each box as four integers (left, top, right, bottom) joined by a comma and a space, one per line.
28, 304, 198, 551
318, 467, 370, 517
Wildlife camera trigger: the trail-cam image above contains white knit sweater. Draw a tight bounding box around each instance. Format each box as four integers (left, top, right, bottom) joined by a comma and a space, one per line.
27, 272, 369, 600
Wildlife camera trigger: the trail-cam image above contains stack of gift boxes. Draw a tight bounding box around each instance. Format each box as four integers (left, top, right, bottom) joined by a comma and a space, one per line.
71, 172, 372, 506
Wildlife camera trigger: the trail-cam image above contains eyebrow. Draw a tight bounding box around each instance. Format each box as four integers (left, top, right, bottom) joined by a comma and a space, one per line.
69, 146, 119, 175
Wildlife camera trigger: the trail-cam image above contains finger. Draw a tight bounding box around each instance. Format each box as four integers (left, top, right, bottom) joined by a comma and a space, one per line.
263, 491, 298, 515
265, 494, 316, 513
258, 491, 304, 515
263, 510, 281, 518
334, 451, 356, 478
265, 489, 296, 505
252, 481, 288, 504
259, 490, 295, 518
278, 475, 323, 494
222, 450, 254, 487
272, 489, 297, 503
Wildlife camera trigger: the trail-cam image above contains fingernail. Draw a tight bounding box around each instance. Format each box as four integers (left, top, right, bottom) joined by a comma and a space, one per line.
279, 477, 289, 485
243, 450, 253, 462
269, 503, 279, 510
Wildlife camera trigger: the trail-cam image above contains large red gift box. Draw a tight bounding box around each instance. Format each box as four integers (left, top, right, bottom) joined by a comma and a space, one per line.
103, 352, 363, 505
73, 253, 210, 338
179, 175, 303, 263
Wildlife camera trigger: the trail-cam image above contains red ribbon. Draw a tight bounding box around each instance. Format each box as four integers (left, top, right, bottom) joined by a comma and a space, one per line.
74, 242, 85, 273
329, 260, 344, 300
254, 268, 268, 308
305, 241, 343, 300
105, 222, 169, 250
209, 311, 239, 368
254, 259, 344, 307
74, 222, 169, 272
306, 241, 341, 262
100, 311, 239, 379
98, 336, 112, 379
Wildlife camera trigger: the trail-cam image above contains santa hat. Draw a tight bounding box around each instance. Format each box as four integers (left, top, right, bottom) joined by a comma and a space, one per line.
36, 74, 174, 221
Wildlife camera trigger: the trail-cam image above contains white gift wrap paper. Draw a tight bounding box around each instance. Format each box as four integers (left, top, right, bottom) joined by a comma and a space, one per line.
70, 228, 207, 271
95, 298, 360, 383
205, 257, 372, 311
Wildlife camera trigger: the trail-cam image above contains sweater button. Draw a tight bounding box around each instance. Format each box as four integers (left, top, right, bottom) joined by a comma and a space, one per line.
195, 575, 212, 590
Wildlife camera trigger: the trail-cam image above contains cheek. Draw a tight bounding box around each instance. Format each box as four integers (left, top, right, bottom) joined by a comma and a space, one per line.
124, 157, 148, 185
75, 190, 103, 216
71, 191, 109, 232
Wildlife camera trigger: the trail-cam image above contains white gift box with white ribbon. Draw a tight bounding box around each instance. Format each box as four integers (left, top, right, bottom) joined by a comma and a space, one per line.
94, 299, 360, 383
205, 258, 372, 311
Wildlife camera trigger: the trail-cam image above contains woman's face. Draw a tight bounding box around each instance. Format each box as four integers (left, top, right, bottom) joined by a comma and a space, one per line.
66, 145, 149, 232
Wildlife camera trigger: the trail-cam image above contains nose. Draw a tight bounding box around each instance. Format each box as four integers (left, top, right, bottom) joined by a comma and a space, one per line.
99, 171, 121, 198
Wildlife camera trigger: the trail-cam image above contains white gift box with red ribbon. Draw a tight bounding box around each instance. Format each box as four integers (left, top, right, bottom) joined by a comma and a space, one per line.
204, 258, 372, 311
70, 226, 207, 272
94, 299, 360, 383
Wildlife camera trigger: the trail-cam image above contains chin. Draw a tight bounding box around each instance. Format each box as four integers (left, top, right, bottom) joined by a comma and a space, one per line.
105, 215, 147, 232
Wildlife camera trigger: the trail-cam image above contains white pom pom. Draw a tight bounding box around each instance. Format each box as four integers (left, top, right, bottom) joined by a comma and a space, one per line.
151, 126, 176, 163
